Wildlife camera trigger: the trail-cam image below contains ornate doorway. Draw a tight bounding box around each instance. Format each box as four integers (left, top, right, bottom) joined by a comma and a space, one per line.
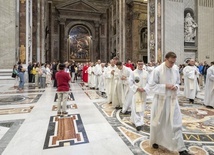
68, 25, 92, 62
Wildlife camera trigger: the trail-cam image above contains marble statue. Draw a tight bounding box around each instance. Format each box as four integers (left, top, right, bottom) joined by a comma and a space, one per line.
184, 13, 197, 43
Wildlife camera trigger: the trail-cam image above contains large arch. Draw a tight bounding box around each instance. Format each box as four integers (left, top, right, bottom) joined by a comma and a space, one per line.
65, 21, 96, 62
65, 21, 95, 39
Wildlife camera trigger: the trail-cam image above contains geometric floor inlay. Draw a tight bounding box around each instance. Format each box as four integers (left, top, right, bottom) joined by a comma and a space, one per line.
0, 90, 45, 94
0, 119, 24, 154
0, 106, 34, 115
54, 92, 75, 102
0, 94, 42, 105
43, 114, 89, 149
85, 90, 102, 100
94, 97, 214, 155
52, 104, 78, 111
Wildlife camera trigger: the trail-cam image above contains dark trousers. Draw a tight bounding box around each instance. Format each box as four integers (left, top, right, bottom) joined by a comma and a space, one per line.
28, 74, 33, 83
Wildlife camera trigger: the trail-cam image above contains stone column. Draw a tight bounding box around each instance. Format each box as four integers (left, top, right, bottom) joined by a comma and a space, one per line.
26, 0, 33, 64
148, 0, 155, 62
59, 18, 65, 62
32, 0, 37, 62
122, 0, 126, 62
131, 11, 140, 62
118, 0, 122, 60
94, 22, 100, 61
148, 0, 163, 63
19, 0, 26, 64
36, 0, 40, 62
47, 1, 52, 63
40, 0, 45, 63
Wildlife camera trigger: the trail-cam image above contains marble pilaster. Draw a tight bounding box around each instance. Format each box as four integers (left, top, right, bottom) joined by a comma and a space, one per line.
148, 0, 156, 62
47, 1, 52, 63
32, 0, 37, 62
40, 0, 45, 63
0, 0, 16, 69
94, 22, 100, 61
59, 18, 65, 62
36, 0, 41, 62
19, 0, 26, 64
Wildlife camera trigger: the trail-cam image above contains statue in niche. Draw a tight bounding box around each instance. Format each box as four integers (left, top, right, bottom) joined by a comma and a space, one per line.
140, 28, 148, 49
184, 13, 197, 42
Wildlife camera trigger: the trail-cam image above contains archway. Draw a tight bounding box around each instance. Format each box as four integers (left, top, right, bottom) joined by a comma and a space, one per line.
68, 25, 92, 62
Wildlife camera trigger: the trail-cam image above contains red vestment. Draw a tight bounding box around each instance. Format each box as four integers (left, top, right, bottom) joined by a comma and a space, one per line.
82, 65, 89, 83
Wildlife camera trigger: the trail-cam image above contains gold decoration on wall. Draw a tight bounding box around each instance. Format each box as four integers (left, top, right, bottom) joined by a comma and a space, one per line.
20, 0, 26, 3
20, 45, 26, 63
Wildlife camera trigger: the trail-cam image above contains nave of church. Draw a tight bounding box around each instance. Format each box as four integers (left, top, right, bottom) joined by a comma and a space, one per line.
0, 80, 213, 155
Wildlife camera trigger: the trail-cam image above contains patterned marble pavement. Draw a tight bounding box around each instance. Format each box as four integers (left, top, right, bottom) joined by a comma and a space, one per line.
54, 92, 75, 102
93, 96, 214, 155
0, 94, 42, 105
0, 119, 24, 154
43, 114, 89, 149
0, 106, 34, 115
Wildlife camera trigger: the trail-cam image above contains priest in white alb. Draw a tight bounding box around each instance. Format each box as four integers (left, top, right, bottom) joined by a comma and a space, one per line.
87, 62, 96, 89
148, 52, 191, 155
130, 60, 149, 131
183, 59, 200, 103
98, 63, 107, 96
204, 61, 214, 108
112, 61, 132, 110
94, 60, 102, 90
105, 59, 117, 103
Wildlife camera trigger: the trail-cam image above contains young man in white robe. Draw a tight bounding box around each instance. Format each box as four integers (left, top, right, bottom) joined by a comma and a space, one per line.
204, 61, 214, 108
112, 61, 132, 110
146, 62, 155, 76
87, 62, 96, 89
98, 63, 107, 96
183, 59, 200, 103
105, 59, 117, 103
130, 60, 149, 131
94, 60, 102, 90
148, 52, 192, 155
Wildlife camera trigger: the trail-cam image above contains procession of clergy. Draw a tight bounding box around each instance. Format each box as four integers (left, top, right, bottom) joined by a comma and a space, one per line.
82, 52, 214, 155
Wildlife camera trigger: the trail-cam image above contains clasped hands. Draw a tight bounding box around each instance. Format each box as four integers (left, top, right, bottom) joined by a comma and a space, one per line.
121, 75, 127, 80
166, 84, 177, 91
137, 87, 145, 92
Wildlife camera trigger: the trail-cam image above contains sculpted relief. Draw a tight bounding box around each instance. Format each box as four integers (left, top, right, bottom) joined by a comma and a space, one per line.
184, 12, 197, 43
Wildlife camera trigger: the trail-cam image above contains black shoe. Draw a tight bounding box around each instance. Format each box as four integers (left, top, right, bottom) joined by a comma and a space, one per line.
123, 111, 131, 115
152, 143, 159, 149
62, 111, 68, 115
179, 150, 192, 155
115, 106, 122, 110
189, 99, 194, 104
136, 126, 141, 131
57, 111, 61, 116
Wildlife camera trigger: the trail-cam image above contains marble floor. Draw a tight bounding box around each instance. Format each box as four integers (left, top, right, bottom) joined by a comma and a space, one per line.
0, 81, 213, 155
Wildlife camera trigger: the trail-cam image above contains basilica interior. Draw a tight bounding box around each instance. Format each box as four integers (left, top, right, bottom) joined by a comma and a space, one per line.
0, 0, 214, 155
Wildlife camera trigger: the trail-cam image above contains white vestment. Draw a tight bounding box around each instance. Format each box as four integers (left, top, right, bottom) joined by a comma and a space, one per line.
146, 66, 155, 77
105, 65, 117, 103
98, 67, 107, 92
130, 69, 149, 127
204, 65, 214, 107
148, 62, 186, 152
87, 66, 96, 88
94, 64, 102, 89
112, 66, 132, 108
183, 65, 200, 99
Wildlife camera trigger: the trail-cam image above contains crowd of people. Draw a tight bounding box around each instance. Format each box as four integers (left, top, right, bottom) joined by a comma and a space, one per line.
11, 51, 214, 155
